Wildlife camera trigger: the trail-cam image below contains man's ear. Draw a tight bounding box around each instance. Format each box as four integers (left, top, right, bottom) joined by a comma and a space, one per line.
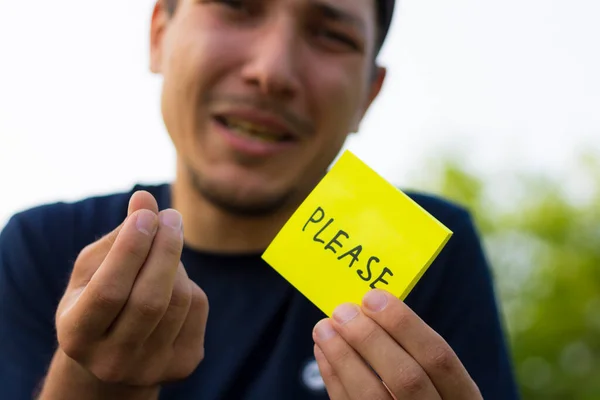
350, 65, 386, 133
150, 1, 170, 74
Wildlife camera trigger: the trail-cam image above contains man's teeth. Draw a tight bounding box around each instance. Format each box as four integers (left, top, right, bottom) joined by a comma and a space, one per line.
223, 117, 287, 142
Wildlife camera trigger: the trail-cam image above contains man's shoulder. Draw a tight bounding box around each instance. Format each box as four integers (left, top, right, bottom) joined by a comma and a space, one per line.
2, 183, 170, 253
399, 190, 482, 309
402, 189, 472, 229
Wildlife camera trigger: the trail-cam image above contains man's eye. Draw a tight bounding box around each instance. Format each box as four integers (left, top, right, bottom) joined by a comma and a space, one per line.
202, 0, 247, 10
317, 29, 359, 50
219, 0, 245, 9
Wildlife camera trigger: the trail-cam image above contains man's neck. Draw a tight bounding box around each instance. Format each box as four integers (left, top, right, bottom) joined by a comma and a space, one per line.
170, 171, 296, 254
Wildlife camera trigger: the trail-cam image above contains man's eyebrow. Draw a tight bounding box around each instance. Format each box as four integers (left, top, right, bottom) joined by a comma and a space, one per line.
312, 1, 366, 32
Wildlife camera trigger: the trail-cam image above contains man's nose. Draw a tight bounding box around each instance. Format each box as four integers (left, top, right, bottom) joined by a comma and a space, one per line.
241, 19, 301, 100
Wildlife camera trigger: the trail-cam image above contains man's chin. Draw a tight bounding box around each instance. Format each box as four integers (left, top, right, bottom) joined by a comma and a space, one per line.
190, 173, 296, 218
203, 187, 292, 218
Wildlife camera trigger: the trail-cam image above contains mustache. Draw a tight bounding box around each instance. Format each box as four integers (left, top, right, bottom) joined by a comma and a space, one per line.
204, 93, 315, 135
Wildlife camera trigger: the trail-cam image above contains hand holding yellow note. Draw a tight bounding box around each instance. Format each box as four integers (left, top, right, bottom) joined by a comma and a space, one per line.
262, 150, 453, 317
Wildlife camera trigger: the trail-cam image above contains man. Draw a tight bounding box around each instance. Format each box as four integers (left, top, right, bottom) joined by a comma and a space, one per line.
0, 0, 519, 398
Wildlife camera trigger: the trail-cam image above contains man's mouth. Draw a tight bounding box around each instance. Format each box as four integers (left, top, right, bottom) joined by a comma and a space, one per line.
215, 115, 294, 143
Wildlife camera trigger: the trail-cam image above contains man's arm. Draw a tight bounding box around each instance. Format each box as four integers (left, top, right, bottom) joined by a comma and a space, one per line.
39, 350, 159, 400
0, 213, 58, 399
423, 211, 520, 399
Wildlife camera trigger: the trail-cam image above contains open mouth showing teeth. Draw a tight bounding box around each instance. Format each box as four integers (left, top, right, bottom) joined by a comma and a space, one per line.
215, 115, 294, 143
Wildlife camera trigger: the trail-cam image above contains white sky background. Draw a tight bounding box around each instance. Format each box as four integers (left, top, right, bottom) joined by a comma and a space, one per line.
1, 0, 599, 228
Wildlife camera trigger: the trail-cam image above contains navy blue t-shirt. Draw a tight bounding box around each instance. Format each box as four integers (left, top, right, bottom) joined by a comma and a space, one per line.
0, 183, 520, 399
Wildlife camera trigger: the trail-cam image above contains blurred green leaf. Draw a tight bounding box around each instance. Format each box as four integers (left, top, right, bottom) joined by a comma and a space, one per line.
413, 152, 600, 399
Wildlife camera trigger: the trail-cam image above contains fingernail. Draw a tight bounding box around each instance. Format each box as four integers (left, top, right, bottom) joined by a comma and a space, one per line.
160, 209, 182, 231
333, 303, 359, 324
363, 290, 388, 312
315, 319, 337, 341
136, 211, 157, 235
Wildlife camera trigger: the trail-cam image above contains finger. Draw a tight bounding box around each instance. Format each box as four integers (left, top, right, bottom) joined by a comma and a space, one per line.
331, 304, 440, 399
81, 190, 159, 267
314, 344, 350, 400
144, 262, 192, 347
67, 220, 125, 288
362, 290, 482, 399
313, 319, 392, 400
108, 209, 184, 344
68, 191, 158, 287
128, 190, 159, 216
168, 283, 209, 380
99, 191, 158, 254
59, 209, 158, 340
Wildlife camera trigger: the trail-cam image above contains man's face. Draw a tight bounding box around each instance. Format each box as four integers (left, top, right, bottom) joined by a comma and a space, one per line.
151, 0, 385, 216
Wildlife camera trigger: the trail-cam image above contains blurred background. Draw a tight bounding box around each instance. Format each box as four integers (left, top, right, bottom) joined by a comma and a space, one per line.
1, 0, 599, 398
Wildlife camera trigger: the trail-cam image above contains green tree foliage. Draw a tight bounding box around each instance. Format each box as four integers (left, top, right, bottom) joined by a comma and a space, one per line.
414, 154, 600, 399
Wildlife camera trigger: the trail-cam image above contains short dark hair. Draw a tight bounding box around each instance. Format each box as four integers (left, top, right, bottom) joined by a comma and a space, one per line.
164, 0, 177, 15
161, 0, 393, 55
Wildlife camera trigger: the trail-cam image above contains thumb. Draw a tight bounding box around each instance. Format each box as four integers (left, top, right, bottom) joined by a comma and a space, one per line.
127, 190, 160, 216
95, 190, 160, 255
89, 190, 160, 258
68, 191, 160, 287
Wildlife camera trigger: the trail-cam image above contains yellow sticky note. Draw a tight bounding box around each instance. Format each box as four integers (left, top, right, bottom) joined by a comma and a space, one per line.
262, 150, 453, 317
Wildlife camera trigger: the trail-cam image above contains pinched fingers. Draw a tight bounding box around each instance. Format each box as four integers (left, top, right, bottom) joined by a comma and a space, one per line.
361, 290, 482, 400
145, 261, 193, 348
163, 281, 209, 381
66, 221, 125, 287
53, 191, 209, 387
108, 209, 184, 344
68, 190, 160, 286
58, 209, 159, 343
